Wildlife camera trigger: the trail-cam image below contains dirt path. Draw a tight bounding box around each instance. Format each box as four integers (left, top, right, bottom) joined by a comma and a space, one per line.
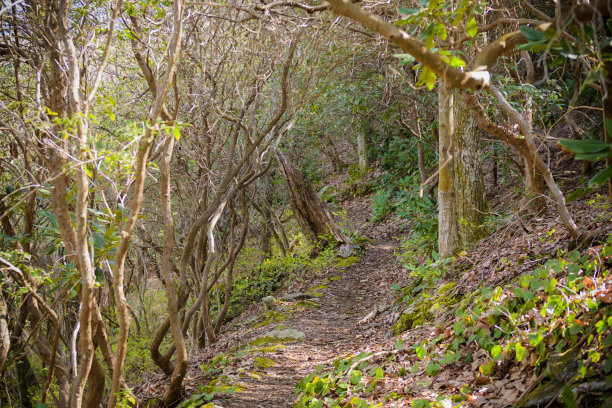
220, 241, 397, 407
210, 198, 407, 408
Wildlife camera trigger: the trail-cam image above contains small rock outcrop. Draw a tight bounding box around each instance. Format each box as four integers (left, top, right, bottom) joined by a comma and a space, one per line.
261, 327, 306, 342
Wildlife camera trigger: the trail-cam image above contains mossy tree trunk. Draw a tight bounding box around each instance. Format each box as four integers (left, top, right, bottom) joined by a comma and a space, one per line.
438, 84, 458, 258
454, 91, 487, 248
357, 129, 369, 171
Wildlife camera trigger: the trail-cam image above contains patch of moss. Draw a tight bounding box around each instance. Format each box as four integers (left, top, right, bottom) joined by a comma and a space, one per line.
292, 300, 321, 308
252, 310, 291, 328
353, 236, 374, 246
393, 285, 461, 335
437, 281, 456, 294
566, 186, 597, 203
336, 256, 360, 268
307, 283, 327, 296
253, 357, 276, 369
248, 337, 288, 347
329, 275, 342, 281
253, 344, 286, 354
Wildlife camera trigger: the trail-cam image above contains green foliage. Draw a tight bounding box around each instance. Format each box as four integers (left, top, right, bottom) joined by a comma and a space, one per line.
298, 234, 612, 406
559, 138, 612, 187
216, 241, 336, 322
369, 134, 438, 247
395, 0, 484, 89
294, 353, 383, 408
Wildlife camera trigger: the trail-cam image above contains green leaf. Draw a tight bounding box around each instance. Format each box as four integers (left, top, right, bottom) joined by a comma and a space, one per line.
519, 26, 545, 42
350, 369, 362, 385
575, 152, 612, 161
93, 232, 105, 250
606, 118, 612, 138
412, 399, 431, 408
490, 345, 502, 360
589, 165, 612, 187
399, 7, 419, 15
436, 23, 447, 40
515, 342, 526, 362
173, 125, 181, 141
395, 337, 404, 350
450, 56, 466, 67
425, 361, 441, 376
466, 17, 477, 38
375, 367, 384, 379
559, 139, 611, 155
561, 385, 578, 408
394, 54, 416, 65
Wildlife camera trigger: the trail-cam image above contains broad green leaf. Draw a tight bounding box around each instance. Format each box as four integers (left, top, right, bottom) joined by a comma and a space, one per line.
173, 125, 181, 141
574, 151, 612, 161
436, 23, 447, 40
515, 342, 526, 362
589, 166, 612, 186
399, 7, 419, 15
412, 399, 431, 408
606, 118, 612, 138
466, 17, 477, 38
450, 56, 466, 67
558, 139, 611, 154
394, 54, 416, 65
350, 369, 362, 385
490, 345, 502, 360
425, 361, 441, 376
519, 26, 545, 42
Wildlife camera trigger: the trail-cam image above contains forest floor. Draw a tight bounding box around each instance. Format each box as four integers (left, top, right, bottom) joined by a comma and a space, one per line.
184, 197, 410, 407
135, 159, 612, 408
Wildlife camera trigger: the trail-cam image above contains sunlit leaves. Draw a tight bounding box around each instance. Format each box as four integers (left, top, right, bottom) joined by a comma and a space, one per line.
466, 17, 477, 38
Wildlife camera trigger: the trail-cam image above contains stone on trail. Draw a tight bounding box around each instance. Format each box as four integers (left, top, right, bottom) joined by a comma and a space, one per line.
281, 293, 317, 302
261, 327, 306, 342
262, 296, 276, 311
338, 243, 357, 258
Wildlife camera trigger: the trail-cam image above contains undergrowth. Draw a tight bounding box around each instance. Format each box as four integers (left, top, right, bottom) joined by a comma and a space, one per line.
212, 237, 337, 323
294, 234, 612, 407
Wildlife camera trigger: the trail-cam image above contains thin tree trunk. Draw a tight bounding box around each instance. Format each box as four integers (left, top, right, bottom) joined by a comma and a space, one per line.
160, 133, 188, 406
438, 84, 458, 257
489, 85, 580, 237
357, 130, 369, 171
83, 356, 104, 408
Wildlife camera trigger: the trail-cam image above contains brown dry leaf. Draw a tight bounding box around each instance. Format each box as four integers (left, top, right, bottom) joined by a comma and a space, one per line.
475, 376, 490, 386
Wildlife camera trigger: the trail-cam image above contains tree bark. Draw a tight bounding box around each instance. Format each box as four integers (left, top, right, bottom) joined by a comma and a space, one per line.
277, 152, 350, 247
437, 84, 458, 258
453, 91, 487, 248
357, 130, 369, 171
160, 133, 188, 406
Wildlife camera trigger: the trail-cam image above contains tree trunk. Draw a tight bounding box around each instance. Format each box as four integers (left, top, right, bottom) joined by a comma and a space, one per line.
438, 84, 458, 258
453, 91, 487, 248
160, 133, 188, 407
277, 152, 350, 247
357, 130, 369, 171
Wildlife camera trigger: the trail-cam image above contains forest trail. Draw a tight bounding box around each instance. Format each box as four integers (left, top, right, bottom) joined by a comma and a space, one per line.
204, 198, 406, 408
